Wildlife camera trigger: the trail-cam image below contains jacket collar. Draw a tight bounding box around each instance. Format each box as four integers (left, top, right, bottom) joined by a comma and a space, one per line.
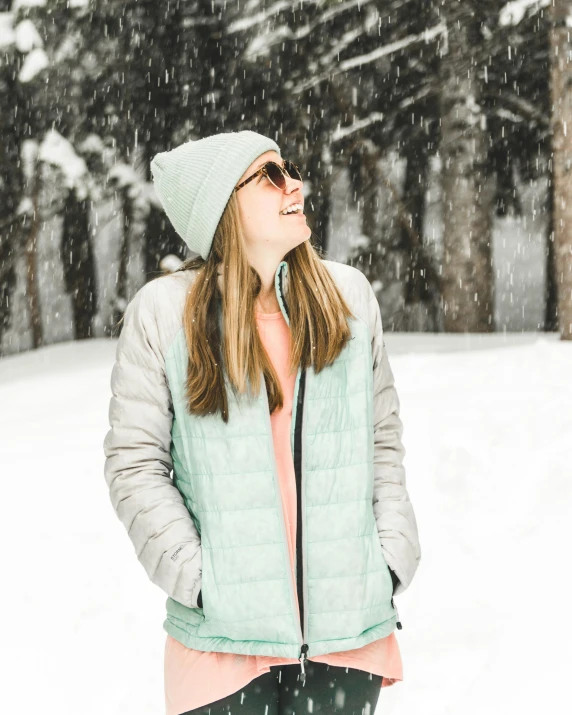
274, 260, 291, 326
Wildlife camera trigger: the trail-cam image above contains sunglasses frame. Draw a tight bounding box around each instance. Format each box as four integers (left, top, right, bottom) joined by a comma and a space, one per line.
233, 160, 302, 193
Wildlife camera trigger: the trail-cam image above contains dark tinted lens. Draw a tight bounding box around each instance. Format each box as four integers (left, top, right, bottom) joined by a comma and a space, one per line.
266, 162, 286, 189
284, 160, 302, 182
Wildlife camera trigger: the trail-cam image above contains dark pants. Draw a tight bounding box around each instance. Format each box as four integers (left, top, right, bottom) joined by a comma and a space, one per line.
180, 660, 383, 714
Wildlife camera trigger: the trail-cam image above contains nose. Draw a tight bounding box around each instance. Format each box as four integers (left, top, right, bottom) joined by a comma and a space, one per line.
284, 174, 302, 194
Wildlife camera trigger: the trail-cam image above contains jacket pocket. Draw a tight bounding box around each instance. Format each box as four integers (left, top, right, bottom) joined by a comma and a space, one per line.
388, 567, 400, 594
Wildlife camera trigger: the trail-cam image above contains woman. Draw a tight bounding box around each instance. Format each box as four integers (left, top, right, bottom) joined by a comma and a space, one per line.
103, 130, 421, 715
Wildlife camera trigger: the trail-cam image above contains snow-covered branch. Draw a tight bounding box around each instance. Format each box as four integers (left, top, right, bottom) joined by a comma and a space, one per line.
499, 0, 550, 27
331, 112, 385, 143
293, 21, 446, 94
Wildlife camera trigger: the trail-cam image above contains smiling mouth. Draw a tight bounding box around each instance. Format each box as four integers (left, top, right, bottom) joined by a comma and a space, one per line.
279, 202, 305, 216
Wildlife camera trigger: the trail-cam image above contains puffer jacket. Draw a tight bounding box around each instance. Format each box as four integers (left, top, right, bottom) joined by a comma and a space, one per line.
103, 258, 421, 665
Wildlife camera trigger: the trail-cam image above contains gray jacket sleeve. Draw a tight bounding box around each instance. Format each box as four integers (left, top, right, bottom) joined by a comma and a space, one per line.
367, 282, 421, 597
103, 281, 202, 608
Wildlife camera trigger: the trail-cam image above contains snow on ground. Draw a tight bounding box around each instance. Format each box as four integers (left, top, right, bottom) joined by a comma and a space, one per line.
0, 332, 570, 715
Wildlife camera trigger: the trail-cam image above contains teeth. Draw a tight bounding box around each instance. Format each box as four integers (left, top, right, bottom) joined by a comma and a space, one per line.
280, 203, 303, 215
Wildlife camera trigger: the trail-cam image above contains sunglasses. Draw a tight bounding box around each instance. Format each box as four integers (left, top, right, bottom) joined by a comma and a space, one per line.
234, 160, 303, 193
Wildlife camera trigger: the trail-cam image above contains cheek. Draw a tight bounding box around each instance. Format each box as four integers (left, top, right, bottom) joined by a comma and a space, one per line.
243, 206, 281, 239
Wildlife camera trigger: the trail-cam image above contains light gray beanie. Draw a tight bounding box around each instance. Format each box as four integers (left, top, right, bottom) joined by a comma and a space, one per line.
150, 130, 281, 261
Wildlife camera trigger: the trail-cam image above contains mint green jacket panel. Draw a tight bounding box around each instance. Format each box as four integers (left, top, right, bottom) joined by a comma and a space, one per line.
165, 326, 300, 653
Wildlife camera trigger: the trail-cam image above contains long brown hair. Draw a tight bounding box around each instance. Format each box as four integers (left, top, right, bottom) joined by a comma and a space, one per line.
170, 190, 356, 423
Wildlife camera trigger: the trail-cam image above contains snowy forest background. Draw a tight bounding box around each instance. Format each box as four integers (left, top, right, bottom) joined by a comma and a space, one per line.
3, 3, 572, 713
1, 0, 572, 357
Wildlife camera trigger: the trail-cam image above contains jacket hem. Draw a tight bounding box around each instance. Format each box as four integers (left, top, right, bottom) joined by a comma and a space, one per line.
162, 613, 398, 659
306, 615, 398, 657
163, 616, 302, 658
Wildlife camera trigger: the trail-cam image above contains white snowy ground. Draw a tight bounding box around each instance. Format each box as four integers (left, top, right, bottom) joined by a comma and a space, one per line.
0, 332, 570, 715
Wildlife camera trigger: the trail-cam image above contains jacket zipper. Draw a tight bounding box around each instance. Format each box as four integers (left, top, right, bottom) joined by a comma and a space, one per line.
261, 377, 305, 658
293, 367, 309, 684
277, 264, 310, 684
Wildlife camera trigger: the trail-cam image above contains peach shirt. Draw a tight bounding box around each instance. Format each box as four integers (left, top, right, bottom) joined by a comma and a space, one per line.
164, 309, 403, 715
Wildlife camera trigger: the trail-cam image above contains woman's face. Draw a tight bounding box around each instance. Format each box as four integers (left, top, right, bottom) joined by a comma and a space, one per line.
235, 150, 311, 261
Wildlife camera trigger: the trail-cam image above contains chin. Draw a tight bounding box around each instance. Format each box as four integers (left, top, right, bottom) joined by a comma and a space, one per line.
293, 232, 311, 249
280, 226, 312, 253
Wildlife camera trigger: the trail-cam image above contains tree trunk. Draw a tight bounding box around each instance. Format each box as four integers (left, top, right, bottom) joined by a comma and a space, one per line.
0, 229, 18, 356
61, 188, 97, 340
548, 0, 572, 339
544, 173, 558, 331
25, 160, 43, 349
399, 142, 441, 331
114, 186, 147, 326
346, 140, 383, 286
439, 1, 495, 332
0, 57, 24, 354
113, 191, 130, 327
305, 139, 333, 255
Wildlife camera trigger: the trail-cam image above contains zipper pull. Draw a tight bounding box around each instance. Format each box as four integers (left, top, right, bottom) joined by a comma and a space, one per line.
299, 643, 309, 686
391, 597, 403, 630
